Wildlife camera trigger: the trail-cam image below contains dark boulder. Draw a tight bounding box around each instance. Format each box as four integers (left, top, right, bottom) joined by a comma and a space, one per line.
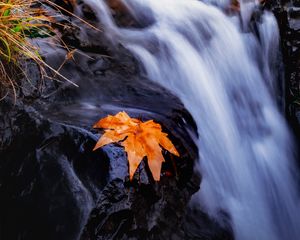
0, 18, 200, 239
269, 0, 300, 144
0, 1, 237, 239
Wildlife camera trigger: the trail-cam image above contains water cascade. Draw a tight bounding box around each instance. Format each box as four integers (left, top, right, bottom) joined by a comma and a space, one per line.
84, 0, 300, 239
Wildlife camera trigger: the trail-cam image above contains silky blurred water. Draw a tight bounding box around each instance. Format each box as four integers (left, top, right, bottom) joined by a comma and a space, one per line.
84, 0, 300, 239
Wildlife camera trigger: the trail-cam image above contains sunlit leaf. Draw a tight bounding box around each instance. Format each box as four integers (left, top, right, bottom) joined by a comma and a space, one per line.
93, 111, 180, 181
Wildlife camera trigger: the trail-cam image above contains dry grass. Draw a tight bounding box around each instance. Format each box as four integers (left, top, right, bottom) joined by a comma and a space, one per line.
0, 0, 79, 101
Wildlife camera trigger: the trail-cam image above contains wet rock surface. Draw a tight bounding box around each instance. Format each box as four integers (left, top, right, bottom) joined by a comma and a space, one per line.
269, 0, 300, 141
0, 101, 97, 240
0, 44, 202, 240
0, 3, 211, 239
0, 1, 240, 239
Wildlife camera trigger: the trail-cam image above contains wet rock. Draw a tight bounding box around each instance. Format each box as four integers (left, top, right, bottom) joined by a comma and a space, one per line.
182, 206, 233, 240
0, 101, 97, 240
0, 77, 199, 239
80, 175, 200, 240
269, 0, 300, 143
0, 18, 201, 240
52, 0, 77, 14
0, 2, 237, 239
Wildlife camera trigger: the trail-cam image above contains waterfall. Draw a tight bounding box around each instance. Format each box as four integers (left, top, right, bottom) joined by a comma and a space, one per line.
83, 0, 300, 239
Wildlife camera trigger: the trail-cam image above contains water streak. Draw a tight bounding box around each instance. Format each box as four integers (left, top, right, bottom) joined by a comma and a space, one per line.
84, 0, 300, 239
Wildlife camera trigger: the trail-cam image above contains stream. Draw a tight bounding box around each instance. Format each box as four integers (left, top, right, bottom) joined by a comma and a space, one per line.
83, 0, 300, 239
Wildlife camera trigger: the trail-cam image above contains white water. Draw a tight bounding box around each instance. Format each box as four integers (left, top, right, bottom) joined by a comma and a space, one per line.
83, 0, 300, 239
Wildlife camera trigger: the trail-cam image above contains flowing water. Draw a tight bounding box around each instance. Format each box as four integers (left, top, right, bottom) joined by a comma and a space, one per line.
83, 0, 300, 239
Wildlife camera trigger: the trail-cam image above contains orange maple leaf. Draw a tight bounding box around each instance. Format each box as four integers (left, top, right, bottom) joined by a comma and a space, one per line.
93, 111, 180, 181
